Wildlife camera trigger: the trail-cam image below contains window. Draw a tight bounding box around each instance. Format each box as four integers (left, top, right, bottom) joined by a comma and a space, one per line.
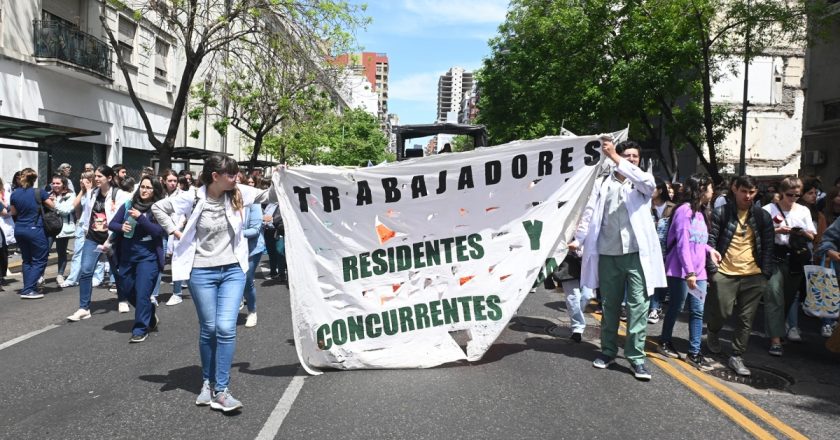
117, 16, 136, 64
155, 39, 169, 78
824, 101, 840, 122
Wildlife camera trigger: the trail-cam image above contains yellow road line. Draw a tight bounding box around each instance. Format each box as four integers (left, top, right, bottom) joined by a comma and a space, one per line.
587, 312, 801, 439
646, 356, 777, 439
671, 358, 808, 440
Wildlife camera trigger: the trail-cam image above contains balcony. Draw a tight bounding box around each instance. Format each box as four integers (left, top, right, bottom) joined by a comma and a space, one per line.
33, 20, 112, 80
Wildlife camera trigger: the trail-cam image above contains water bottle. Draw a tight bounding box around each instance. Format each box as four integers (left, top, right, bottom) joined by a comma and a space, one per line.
123, 215, 138, 239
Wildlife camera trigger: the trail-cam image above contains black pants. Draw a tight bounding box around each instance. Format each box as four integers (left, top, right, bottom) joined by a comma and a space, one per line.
0, 232, 8, 281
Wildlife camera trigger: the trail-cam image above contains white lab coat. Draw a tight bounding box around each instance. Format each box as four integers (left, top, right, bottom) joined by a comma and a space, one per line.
155, 184, 269, 282
79, 186, 132, 238
574, 158, 667, 296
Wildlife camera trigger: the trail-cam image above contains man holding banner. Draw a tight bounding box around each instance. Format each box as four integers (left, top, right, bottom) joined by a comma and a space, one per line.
572, 139, 667, 381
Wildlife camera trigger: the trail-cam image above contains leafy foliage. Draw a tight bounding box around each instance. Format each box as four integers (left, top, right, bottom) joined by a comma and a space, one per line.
266, 108, 392, 167
477, 0, 818, 183
100, 0, 368, 170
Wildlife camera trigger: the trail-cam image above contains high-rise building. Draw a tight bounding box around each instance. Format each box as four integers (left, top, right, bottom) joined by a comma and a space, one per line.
437, 67, 474, 123
333, 52, 389, 121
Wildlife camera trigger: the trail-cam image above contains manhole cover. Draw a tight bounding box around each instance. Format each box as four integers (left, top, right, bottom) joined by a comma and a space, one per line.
707, 364, 794, 391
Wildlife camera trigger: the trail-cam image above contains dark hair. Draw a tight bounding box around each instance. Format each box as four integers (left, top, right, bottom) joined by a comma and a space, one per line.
801, 178, 820, 196
681, 174, 713, 215
733, 175, 757, 190
824, 187, 840, 224
11, 171, 21, 190
177, 175, 190, 191
96, 164, 115, 181
121, 176, 136, 192
654, 179, 671, 203
112, 164, 125, 173
133, 176, 164, 205
160, 169, 178, 179
51, 174, 70, 194
615, 140, 641, 155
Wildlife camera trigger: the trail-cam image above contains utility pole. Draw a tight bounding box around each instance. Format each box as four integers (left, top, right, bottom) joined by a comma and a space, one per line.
739, 0, 751, 176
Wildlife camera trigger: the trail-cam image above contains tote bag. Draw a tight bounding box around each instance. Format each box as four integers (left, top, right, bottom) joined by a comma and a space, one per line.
803, 259, 840, 319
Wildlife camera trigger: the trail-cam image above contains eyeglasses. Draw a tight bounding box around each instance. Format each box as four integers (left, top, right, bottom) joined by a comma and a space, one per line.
139, 185, 154, 190
785, 193, 801, 199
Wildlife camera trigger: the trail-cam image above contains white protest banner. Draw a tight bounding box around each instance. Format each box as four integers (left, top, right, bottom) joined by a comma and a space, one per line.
274, 129, 627, 374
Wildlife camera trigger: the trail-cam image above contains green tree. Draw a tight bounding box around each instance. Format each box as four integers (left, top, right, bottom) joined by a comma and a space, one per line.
99, 0, 367, 170
478, 0, 821, 183
451, 135, 475, 153
267, 108, 392, 167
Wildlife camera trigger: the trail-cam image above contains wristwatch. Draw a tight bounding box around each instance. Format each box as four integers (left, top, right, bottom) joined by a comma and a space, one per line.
686, 272, 697, 279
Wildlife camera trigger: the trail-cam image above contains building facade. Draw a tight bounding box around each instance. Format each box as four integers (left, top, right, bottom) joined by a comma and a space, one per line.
713, 49, 806, 177
801, 3, 840, 186
436, 66, 473, 123
0, 0, 181, 183
333, 52, 389, 122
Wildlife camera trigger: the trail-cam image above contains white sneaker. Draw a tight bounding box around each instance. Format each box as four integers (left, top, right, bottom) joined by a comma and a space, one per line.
59, 280, 77, 288
67, 309, 91, 322
109, 286, 118, 294
166, 295, 183, 306
38, 276, 45, 287
56, 275, 65, 285
150, 296, 159, 306
245, 313, 257, 328
239, 299, 245, 311
822, 324, 835, 338
786, 326, 802, 342
118, 301, 130, 313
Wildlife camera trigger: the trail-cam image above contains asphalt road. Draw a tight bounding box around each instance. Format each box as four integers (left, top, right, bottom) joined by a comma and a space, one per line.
2, 265, 839, 440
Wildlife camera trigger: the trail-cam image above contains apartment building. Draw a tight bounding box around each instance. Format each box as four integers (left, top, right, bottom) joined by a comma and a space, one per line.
0, 0, 182, 182
800, 2, 840, 186
436, 67, 473, 123
333, 52, 389, 122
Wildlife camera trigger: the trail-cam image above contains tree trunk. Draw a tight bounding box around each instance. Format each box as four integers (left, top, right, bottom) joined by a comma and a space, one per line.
247, 133, 264, 173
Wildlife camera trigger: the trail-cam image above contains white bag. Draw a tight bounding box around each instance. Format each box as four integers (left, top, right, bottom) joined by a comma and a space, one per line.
803, 260, 840, 319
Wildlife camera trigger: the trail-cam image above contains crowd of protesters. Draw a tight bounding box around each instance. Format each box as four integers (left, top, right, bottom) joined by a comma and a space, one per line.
561, 139, 840, 381
4, 144, 840, 411
1, 156, 286, 411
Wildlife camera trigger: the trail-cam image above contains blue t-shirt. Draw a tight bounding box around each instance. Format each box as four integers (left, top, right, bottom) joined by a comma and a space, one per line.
10, 188, 50, 227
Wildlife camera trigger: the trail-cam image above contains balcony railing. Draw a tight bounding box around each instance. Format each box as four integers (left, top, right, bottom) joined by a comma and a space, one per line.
33, 20, 112, 78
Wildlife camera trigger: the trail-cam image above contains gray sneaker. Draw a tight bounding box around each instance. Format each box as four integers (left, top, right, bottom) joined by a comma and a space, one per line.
707, 332, 721, 354
195, 381, 212, 406
592, 354, 615, 369
728, 356, 751, 376
210, 388, 243, 412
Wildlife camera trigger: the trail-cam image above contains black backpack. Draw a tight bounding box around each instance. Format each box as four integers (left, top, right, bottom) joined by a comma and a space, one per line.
35, 191, 63, 237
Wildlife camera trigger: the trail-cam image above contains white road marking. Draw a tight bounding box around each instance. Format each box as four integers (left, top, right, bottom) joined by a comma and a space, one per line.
0, 324, 60, 351
254, 374, 306, 440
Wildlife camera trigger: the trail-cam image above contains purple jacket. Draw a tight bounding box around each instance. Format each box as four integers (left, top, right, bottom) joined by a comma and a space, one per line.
664, 204, 712, 280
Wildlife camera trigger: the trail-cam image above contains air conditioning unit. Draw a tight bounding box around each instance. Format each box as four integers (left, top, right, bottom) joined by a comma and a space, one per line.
165, 83, 176, 94
803, 150, 826, 166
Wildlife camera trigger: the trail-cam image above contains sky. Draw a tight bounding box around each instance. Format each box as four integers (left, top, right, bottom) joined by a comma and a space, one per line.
351, 0, 509, 126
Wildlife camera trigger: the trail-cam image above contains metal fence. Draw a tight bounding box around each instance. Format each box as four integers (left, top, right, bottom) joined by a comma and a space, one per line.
33, 20, 112, 78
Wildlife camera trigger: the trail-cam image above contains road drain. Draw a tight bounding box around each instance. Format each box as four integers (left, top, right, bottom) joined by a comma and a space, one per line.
707, 364, 794, 391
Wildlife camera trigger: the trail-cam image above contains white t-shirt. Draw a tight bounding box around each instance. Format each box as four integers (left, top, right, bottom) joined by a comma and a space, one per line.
762, 202, 816, 247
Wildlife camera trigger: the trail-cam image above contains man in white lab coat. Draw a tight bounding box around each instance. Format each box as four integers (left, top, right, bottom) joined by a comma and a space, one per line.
571, 139, 667, 381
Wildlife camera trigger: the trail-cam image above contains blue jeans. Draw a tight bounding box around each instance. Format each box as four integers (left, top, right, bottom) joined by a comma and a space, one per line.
649, 287, 667, 311
15, 226, 49, 294
661, 276, 707, 355
119, 259, 159, 336
562, 279, 593, 333
244, 253, 262, 313
78, 238, 106, 310
189, 264, 246, 391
